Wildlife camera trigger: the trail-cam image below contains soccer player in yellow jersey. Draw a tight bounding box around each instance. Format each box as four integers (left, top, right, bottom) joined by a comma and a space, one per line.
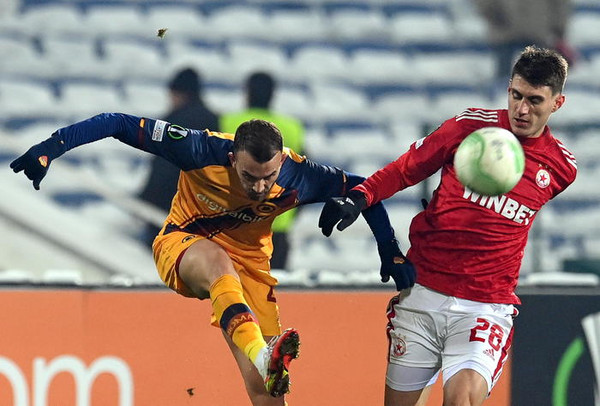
11, 115, 417, 405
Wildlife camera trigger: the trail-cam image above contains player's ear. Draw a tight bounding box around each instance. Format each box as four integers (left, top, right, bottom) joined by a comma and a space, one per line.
228, 151, 236, 167
552, 94, 565, 112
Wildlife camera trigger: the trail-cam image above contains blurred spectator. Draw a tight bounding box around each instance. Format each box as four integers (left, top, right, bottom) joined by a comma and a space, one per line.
475, 0, 578, 82
138, 67, 219, 247
220, 72, 305, 270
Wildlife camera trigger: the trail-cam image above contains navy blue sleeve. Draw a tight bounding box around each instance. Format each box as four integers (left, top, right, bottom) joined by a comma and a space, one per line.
281, 156, 395, 243
346, 170, 396, 243
53, 113, 230, 170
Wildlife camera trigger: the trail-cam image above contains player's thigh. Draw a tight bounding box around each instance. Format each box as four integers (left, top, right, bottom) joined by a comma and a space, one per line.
153, 231, 206, 298
443, 368, 488, 406
385, 290, 442, 392
153, 231, 234, 299
442, 302, 515, 394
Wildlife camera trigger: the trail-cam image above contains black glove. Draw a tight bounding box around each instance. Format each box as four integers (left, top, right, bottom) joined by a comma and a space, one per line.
318, 189, 367, 237
10, 135, 65, 190
377, 238, 416, 291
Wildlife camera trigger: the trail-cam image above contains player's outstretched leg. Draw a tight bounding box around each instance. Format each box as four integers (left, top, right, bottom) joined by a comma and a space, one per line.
259, 328, 300, 397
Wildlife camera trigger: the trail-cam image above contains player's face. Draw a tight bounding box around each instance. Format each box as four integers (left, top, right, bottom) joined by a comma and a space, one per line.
230, 150, 285, 201
507, 74, 565, 138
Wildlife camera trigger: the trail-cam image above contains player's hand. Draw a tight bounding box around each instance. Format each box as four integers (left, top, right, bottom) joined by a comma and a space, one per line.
377, 238, 416, 291
318, 190, 367, 237
10, 136, 64, 190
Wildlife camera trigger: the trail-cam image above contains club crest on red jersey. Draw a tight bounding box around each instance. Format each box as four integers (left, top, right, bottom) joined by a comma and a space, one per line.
535, 169, 550, 188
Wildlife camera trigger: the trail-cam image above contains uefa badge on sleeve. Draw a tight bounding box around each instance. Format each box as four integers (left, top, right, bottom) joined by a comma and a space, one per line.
167, 125, 188, 140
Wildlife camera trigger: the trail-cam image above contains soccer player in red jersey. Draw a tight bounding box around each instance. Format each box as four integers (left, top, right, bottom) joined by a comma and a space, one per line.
319, 46, 577, 405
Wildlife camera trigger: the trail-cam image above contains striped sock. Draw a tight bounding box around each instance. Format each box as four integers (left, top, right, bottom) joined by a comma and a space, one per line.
210, 275, 266, 365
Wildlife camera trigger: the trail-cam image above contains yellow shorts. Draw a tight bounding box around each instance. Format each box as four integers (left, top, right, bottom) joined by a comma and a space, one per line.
152, 230, 282, 336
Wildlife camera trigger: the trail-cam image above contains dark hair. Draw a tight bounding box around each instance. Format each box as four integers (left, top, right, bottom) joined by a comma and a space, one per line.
247, 72, 275, 109
512, 46, 568, 95
169, 67, 201, 97
233, 119, 283, 163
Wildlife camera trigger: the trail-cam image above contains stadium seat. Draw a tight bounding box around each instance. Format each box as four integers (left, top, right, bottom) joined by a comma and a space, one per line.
14, 3, 85, 37
387, 119, 428, 149
389, 12, 454, 45
227, 41, 290, 80
329, 126, 402, 163
583, 237, 600, 259
163, 41, 235, 84
272, 85, 314, 121
83, 4, 147, 38
0, 36, 55, 79
310, 83, 370, 122
205, 6, 270, 41
372, 91, 431, 123
101, 38, 166, 81
41, 35, 103, 80
123, 81, 169, 118
559, 167, 600, 200
301, 126, 340, 166
327, 8, 390, 42
267, 9, 328, 43
145, 4, 206, 41
558, 130, 597, 166
0, 79, 59, 118
57, 82, 125, 120
551, 90, 600, 125
349, 49, 411, 85
449, 3, 488, 45
287, 45, 351, 82
409, 52, 495, 86
204, 86, 245, 114
566, 12, 600, 48
348, 160, 384, 178
566, 57, 598, 89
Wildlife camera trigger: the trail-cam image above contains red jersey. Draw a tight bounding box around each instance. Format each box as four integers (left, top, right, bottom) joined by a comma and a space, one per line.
355, 109, 577, 304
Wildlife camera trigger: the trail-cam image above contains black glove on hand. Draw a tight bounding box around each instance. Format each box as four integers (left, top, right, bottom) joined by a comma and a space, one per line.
10, 136, 65, 190
377, 238, 416, 291
318, 189, 367, 237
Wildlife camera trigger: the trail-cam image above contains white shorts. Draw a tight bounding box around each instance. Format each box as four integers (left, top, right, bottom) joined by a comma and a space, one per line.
385, 284, 517, 394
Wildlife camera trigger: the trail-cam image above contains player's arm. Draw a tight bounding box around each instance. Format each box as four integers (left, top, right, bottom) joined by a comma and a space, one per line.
291, 158, 416, 290
347, 172, 417, 290
10, 113, 213, 189
318, 116, 467, 234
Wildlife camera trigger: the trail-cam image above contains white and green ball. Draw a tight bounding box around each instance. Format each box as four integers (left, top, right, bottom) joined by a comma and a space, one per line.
454, 127, 525, 196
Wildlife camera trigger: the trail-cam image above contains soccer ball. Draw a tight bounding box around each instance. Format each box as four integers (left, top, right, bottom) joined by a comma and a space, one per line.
453, 127, 525, 196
